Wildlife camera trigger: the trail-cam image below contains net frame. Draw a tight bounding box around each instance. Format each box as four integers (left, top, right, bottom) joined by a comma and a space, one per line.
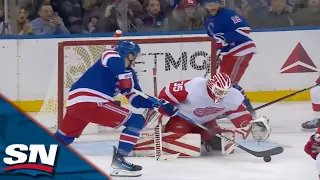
57, 36, 216, 128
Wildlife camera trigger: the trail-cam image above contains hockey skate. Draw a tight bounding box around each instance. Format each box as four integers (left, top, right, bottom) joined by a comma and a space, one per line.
301, 118, 320, 131
110, 146, 142, 177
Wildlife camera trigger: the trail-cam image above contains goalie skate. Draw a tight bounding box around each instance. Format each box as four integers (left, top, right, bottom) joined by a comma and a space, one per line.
110, 147, 142, 177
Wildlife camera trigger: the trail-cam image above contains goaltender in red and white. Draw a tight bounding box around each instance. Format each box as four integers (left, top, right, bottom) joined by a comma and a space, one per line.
133, 72, 271, 156
304, 77, 320, 179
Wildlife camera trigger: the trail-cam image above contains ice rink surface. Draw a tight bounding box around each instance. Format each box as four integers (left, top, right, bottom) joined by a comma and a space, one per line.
39, 102, 319, 179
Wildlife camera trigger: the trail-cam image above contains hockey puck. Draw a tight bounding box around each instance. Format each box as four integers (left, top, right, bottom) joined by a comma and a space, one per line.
263, 156, 271, 162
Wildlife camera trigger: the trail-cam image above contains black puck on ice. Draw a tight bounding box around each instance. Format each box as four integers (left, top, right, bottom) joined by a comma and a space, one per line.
263, 156, 271, 162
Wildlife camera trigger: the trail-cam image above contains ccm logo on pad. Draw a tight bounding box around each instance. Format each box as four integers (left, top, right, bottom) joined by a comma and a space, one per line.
3, 144, 58, 176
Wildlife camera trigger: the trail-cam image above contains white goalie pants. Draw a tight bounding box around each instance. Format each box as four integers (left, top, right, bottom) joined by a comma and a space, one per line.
316, 153, 320, 179
311, 85, 320, 118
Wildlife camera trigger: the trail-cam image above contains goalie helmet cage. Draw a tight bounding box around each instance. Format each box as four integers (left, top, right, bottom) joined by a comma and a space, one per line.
52, 36, 216, 132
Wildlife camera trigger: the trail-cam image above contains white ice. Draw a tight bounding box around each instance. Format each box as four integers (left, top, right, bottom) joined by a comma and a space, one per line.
37, 102, 319, 179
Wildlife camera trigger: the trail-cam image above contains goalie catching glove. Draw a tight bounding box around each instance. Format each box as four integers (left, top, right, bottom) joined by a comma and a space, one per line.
247, 115, 271, 142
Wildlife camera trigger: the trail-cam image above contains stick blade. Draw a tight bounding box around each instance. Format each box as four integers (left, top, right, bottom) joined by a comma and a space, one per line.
243, 146, 284, 157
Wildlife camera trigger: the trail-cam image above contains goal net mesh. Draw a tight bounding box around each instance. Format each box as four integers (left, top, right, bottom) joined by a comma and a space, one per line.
36, 37, 215, 135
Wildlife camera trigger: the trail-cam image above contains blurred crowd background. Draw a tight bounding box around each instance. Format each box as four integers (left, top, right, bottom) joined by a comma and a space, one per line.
0, 0, 319, 36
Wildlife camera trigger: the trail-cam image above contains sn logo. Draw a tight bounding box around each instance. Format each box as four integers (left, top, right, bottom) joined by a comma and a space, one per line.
3, 144, 59, 175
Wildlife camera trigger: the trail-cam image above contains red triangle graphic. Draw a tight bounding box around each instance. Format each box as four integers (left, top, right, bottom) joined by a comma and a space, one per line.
280, 65, 317, 73
280, 42, 317, 73
316, 77, 320, 84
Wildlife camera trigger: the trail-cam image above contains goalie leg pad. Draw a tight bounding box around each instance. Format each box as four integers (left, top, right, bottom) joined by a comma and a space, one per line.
221, 131, 236, 155
131, 132, 201, 157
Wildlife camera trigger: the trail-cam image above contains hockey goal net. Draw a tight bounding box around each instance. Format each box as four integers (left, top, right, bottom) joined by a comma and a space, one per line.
36, 36, 216, 136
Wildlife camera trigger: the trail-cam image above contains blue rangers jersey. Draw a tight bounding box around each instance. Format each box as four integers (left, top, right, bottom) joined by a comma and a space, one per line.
205, 8, 256, 56
67, 50, 153, 109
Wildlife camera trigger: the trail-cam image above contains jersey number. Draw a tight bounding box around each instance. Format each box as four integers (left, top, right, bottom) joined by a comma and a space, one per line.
173, 81, 184, 92
231, 15, 242, 24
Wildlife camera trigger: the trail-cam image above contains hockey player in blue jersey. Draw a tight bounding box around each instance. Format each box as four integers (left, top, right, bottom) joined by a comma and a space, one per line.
204, 0, 257, 115
53, 40, 178, 177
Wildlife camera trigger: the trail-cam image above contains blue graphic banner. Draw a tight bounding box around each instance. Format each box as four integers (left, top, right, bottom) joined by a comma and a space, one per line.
0, 95, 111, 179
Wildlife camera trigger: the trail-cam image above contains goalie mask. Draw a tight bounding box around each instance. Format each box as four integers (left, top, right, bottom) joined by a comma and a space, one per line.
207, 73, 231, 103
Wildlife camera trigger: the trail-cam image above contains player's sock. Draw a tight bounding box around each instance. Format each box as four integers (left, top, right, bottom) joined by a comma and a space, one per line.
111, 113, 144, 177
232, 84, 255, 116
54, 130, 75, 146
118, 113, 145, 156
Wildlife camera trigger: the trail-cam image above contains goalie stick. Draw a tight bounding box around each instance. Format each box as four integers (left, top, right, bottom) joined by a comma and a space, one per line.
149, 52, 181, 161
176, 113, 283, 158
252, 83, 320, 112
154, 120, 180, 161
132, 89, 284, 158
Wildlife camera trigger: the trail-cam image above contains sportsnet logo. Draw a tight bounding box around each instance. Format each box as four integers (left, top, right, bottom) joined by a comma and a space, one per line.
2, 144, 58, 176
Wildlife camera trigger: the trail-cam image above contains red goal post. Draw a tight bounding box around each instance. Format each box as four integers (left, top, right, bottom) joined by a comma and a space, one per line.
46, 36, 216, 133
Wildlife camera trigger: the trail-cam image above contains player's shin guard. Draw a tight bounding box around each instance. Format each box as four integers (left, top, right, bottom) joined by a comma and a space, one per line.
54, 130, 75, 146
118, 113, 145, 155
232, 84, 255, 116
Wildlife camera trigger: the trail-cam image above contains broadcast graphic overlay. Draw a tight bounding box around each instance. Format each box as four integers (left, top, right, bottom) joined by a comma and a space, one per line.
0, 94, 112, 179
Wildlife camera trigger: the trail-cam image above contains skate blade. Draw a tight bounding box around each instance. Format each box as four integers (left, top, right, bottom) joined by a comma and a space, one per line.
157, 153, 180, 161
110, 169, 142, 177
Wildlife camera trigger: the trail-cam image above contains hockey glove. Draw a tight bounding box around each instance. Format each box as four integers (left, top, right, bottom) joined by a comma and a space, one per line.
154, 99, 179, 117
118, 72, 134, 93
305, 133, 320, 160
249, 115, 271, 142
202, 121, 234, 152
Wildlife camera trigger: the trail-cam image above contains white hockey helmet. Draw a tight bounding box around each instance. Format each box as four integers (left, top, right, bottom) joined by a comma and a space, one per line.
207, 72, 231, 103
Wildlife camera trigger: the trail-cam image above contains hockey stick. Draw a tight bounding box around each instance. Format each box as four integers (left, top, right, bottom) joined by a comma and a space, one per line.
154, 121, 180, 161
148, 55, 179, 161
111, 30, 122, 48
132, 89, 284, 158
252, 83, 319, 112
176, 113, 283, 158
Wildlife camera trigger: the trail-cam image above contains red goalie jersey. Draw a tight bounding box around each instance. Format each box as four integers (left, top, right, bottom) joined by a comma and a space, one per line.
158, 73, 254, 141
